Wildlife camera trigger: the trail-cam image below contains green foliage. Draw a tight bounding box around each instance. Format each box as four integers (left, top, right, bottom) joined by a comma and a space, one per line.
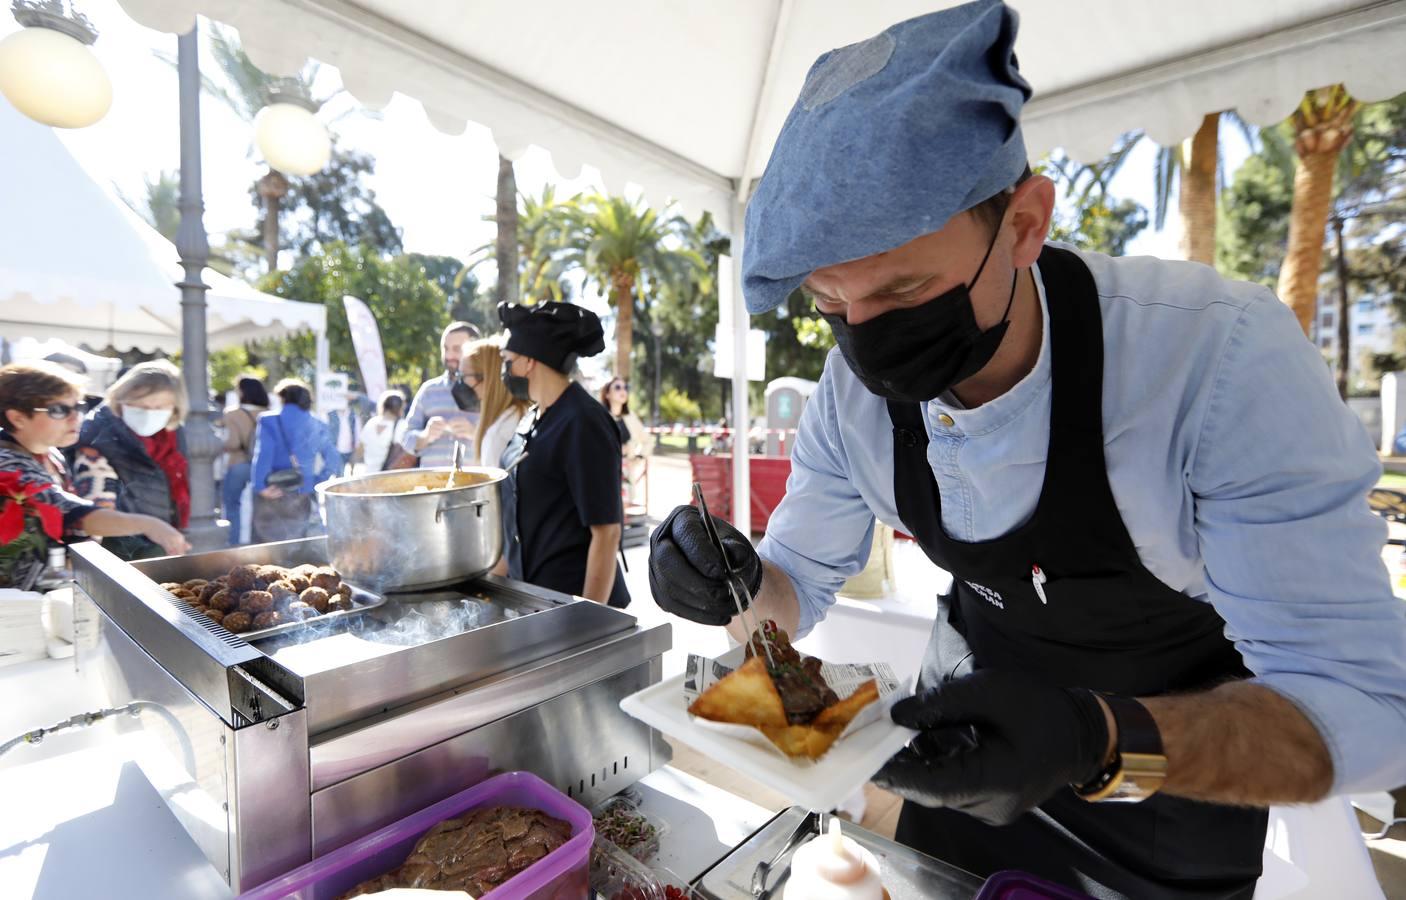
1048, 197, 1149, 257
257, 146, 403, 258
658, 388, 701, 424
407, 253, 493, 330
259, 243, 449, 388
121, 169, 180, 241
633, 212, 727, 421
209, 347, 266, 394
1215, 155, 1293, 287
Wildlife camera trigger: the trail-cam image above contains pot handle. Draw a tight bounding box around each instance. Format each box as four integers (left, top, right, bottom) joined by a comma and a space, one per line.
435, 496, 490, 522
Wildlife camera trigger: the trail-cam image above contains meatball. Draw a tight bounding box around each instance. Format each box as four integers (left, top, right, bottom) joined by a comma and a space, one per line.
208, 589, 239, 613
199, 581, 223, 603
222, 611, 253, 633
286, 575, 311, 593
268, 580, 300, 605
252, 611, 282, 629
299, 586, 330, 613
240, 590, 274, 614
327, 595, 354, 614
171, 589, 196, 601
336, 583, 353, 599
285, 601, 319, 621
309, 567, 340, 592
204, 609, 225, 625
159, 582, 183, 592
227, 564, 260, 591
181, 579, 208, 591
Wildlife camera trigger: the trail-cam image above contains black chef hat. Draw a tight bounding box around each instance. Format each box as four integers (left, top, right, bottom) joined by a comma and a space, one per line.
499, 301, 606, 373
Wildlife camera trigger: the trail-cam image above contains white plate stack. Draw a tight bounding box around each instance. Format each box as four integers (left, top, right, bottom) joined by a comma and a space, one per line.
0, 589, 47, 668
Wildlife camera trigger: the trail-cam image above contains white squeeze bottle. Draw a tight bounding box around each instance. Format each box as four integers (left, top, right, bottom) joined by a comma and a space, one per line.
783, 817, 889, 900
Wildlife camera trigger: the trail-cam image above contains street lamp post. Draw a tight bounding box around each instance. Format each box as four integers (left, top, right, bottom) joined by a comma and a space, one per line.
650, 318, 664, 427
175, 24, 222, 552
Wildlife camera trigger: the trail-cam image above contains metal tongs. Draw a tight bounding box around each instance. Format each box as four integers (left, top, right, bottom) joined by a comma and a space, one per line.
750, 810, 831, 898
691, 481, 775, 667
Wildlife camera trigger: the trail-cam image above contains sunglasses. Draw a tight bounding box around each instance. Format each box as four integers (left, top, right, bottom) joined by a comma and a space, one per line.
611, 383, 628, 391
32, 402, 85, 420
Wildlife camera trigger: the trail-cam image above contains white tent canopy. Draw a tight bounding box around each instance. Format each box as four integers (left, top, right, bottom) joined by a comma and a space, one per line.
115, 0, 1406, 215
110, 0, 1406, 530
0, 94, 326, 355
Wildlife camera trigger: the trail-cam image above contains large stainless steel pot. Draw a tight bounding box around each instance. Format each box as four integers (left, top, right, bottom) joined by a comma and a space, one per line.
318, 467, 505, 590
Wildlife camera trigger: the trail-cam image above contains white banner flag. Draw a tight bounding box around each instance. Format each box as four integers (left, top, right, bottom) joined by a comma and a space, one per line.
342, 295, 387, 401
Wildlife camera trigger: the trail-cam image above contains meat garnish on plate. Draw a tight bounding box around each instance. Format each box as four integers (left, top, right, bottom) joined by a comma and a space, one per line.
687, 621, 879, 760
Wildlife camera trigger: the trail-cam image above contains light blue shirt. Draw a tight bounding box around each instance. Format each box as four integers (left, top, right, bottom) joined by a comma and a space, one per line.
758, 244, 1406, 794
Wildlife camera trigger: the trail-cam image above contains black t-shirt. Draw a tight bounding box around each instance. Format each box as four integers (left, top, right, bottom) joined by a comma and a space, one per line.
513, 382, 629, 608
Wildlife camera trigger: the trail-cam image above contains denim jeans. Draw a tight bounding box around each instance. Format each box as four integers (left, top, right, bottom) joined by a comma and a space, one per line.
223, 460, 251, 545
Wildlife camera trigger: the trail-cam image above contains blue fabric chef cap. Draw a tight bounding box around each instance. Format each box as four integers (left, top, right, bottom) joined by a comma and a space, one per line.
742, 0, 1031, 314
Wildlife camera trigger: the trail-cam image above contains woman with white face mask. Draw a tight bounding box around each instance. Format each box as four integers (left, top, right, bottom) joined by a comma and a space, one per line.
72, 360, 190, 561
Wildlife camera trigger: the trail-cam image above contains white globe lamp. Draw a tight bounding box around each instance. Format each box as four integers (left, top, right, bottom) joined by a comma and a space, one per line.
0, 1, 111, 129
253, 83, 329, 176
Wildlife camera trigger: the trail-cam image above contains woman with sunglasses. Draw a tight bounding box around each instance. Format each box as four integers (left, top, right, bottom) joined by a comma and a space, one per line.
599, 377, 650, 509
72, 360, 192, 561
0, 362, 188, 584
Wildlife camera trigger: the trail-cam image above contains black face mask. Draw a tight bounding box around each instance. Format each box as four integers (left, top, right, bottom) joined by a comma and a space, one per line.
502, 360, 532, 402
820, 223, 1018, 403
450, 373, 480, 413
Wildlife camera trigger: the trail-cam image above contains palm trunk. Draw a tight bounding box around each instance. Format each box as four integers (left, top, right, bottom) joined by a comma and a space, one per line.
1178, 113, 1219, 265
613, 272, 634, 379
256, 168, 289, 274
1276, 86, 1358, 337
1276, 150, 1338, 335
495, 155, 519, 305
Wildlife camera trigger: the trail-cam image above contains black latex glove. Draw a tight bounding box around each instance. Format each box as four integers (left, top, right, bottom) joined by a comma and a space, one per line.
872, 669, 1110, 827
648, 504, 763, 626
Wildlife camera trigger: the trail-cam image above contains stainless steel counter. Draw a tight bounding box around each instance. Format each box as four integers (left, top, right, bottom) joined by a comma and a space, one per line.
69, 535, 672, 892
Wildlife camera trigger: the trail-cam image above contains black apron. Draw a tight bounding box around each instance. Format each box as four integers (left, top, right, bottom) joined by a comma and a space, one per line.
888, 246, 1267, 900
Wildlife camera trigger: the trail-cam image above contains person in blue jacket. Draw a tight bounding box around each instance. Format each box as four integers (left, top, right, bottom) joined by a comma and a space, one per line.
251, 379, 341, 542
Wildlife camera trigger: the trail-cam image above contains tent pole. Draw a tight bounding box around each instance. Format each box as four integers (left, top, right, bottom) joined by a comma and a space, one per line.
175, 24, 223, 552
729, 199, 750, 535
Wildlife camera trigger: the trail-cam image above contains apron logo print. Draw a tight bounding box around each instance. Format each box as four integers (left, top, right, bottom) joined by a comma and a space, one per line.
965, 580, 1005, 610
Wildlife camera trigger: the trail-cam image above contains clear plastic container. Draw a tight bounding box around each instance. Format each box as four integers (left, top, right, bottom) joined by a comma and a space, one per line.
590, 839, 702, 900
238, 771, 592, 900
592, 793, 668, 863
591, 837, 665, 900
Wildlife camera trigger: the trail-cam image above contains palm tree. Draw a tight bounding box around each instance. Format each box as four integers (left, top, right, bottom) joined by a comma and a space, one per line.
554, 195, 709, 379
1276, 85, 1361, 336
494, 155, 519, 306
457, 185, 576, 303
1069, 112, 1257, 265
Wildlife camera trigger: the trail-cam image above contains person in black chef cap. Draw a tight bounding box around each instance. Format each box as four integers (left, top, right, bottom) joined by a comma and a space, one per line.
496, 300, 630, 608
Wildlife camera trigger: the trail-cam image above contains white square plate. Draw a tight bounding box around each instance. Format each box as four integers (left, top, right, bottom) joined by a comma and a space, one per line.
620, 670, 917, 812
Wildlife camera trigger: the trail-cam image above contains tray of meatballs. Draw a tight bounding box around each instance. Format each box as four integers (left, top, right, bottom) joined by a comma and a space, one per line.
161, 562, 386, 641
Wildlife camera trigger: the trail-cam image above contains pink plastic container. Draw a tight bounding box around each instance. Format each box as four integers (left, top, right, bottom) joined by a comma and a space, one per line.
975, 870, 1097, 899
238, 771, 593, 900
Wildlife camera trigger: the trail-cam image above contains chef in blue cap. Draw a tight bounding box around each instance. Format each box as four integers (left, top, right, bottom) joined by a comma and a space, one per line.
648, 0, 1406, 896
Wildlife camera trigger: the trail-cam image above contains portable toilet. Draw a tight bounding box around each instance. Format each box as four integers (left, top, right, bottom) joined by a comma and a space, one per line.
765, 377, 817, 457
